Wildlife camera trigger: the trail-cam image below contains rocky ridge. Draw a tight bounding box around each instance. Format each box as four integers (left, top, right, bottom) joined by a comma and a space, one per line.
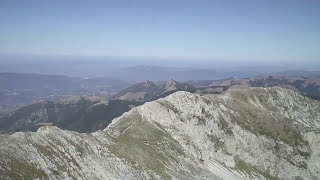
0, 87, 320, 179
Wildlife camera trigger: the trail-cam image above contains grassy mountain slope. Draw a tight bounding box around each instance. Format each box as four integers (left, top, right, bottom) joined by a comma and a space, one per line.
0, 96, 138, 133
0, 87, 319, 179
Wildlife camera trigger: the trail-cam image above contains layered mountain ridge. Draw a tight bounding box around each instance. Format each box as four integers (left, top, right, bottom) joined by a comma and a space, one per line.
1, 76, 320, 135
1, 87, 319, 179
194, 75, 320, 100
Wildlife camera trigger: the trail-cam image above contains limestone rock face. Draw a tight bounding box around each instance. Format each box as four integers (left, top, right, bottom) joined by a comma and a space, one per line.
1, 87, 320, 180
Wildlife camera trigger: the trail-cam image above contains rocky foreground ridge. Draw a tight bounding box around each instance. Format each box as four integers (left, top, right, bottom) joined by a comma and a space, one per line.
0, 87, 320, 179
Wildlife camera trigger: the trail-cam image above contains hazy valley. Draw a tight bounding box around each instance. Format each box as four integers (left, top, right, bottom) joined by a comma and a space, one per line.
1, 1, 320, 179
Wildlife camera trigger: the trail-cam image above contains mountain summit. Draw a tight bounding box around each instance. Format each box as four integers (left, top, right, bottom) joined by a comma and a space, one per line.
115, 79, 195, 102
114, 80, 159, 102
1, 87, 319, 179
156, 79, 195, 97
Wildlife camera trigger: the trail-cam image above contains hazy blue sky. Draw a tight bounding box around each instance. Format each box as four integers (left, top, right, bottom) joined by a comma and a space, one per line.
0, 0, 319, 61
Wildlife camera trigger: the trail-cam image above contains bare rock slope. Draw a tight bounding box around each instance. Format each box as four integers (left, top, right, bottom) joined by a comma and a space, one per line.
1, 87, 320, 179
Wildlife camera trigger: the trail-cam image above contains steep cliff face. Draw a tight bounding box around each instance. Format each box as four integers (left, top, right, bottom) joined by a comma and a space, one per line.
1, 88, 319, 180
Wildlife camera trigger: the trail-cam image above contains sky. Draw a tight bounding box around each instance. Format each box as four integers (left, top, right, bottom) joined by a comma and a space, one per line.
0, 0, 319, 62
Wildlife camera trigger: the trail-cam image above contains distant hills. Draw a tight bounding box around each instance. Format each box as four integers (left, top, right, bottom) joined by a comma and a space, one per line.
0, 72, 131, 113
194, 75, 320, 100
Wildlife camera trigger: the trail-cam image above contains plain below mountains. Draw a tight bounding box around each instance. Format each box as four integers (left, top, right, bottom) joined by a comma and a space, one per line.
0, 87, 319, 179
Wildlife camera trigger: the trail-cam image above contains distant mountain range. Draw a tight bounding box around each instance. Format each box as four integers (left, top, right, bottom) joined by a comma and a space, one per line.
2, 70, 319, 113
194, 75, 320, 100
1, 75, 320, 134
275, 70, 320, 78
4, 55, 309, 81
119, 65, 279, 81
114, 79, 195, 102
